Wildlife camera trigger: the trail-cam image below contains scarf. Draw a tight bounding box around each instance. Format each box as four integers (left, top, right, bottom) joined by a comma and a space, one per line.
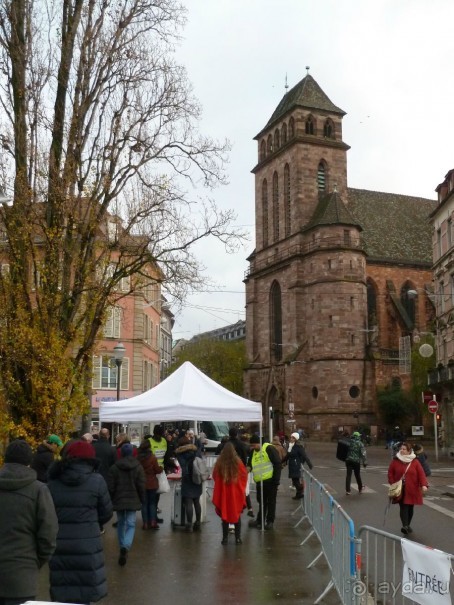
288, 442, 294, 452
396, 452, 416, 464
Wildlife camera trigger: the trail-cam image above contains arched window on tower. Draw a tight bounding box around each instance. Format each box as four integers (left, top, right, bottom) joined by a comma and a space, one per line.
281, 122, 287, 144
306, 115, 315, 135
289, 116, 295, 138
284, 164, 291, 237
267, 134, 273, 154
367, 279, 378, 338
260, 139, 266, 161
270, 281, 282, 361
274, 129, 280, 150
272, 171, 279, 242
262, 179, 269, 247
317, 161, 327, 194
401, 282, 416, 328
323, 119, 335, 139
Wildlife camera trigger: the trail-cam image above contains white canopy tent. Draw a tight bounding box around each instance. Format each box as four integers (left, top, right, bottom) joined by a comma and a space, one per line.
99, 361, 262, 424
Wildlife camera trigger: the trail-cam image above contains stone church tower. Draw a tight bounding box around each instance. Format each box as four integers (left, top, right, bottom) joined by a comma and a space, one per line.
243, 73, 436, 439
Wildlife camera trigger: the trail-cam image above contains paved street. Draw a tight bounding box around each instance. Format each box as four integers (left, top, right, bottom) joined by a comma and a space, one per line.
36, 442, 454, 604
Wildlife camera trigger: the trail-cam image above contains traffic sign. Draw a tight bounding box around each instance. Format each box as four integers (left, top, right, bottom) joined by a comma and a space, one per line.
428, 400, 438, 413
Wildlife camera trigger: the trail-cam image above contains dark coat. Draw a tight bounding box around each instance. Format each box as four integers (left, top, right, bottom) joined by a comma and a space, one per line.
31, 442, 56, 482
285, 441, 313, 478
108, 456, 146, 510
47, 458, 113, 604
217, 437, 249, 465
93, 437, 116, 481
175, 443, 203, 498
388, 457, 428, 505
415, 450, 431, 477
0, 463, 58, 599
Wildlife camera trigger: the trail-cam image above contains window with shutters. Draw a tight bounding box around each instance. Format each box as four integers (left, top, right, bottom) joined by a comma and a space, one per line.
317, 161, 327, 193
103, 306, 121, 338
92, 355, 129, 390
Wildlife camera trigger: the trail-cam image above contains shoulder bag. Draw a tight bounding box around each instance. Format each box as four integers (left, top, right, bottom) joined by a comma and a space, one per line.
388, 461, 412, 500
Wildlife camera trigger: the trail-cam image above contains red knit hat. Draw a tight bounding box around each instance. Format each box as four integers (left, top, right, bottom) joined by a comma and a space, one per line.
66, 440, 96, 459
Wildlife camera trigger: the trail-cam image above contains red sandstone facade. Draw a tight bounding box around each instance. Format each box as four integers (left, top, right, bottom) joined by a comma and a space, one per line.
244, 74, 436, 439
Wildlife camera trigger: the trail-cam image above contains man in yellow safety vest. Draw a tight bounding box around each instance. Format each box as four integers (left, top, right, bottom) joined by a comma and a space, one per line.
248, 435, 281, 530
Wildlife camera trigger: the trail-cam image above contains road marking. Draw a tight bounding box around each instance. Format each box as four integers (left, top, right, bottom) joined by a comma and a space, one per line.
423, 500, 454, 519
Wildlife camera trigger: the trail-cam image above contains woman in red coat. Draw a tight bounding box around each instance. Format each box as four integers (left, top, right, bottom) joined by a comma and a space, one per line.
212, 442, 247, 545
388, 441, 428, 535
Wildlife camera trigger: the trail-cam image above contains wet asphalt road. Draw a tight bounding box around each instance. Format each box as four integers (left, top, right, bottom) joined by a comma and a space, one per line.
36, 441, 454, 605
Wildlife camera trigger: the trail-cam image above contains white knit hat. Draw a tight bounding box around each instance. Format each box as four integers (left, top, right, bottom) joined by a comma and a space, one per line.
291, 432, 300, 441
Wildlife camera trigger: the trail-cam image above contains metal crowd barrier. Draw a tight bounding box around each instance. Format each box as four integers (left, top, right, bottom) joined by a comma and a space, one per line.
355, 525, 454, 605
299, 467, 357, 604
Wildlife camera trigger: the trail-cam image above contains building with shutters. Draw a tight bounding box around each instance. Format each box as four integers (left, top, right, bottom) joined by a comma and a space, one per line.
243, 72, 437, 439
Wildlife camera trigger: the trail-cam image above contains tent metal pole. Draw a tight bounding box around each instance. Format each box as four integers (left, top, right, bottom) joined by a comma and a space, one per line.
259, 421, 264, 531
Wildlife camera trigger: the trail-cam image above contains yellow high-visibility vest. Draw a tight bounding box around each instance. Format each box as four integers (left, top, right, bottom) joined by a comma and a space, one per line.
251, 443, 273, 482
148, 437, 167, 465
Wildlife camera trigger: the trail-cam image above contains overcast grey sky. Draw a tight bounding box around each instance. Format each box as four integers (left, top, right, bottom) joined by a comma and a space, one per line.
171, 0, 454, 340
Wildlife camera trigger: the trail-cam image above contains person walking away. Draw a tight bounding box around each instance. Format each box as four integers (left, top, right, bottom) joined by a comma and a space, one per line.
248, 435, 281, 530
345, 431, 367, 495
137, 439, 163, 530
412, 443, 431, 477
212, 442, 247, 545
0, 439, 58, 605
388, 441, 428, 534
31, 434, 63, 482
93, 427, 116, 534
285, 432, 313, 500
47, 440, 113, 604
148, 425, 168, 522
272, 435, 287, 462
108, 443, 145, 566
175, 437, 203, 532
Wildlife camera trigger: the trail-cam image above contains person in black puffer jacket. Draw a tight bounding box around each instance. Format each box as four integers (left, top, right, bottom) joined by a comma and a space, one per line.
175, 437, 203, 532
108, 443, 146, 567
47, 440, 113, 605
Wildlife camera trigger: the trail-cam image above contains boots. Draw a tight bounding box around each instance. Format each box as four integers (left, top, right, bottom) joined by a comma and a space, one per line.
221, 521, 229, 545
235, 519, 242, 544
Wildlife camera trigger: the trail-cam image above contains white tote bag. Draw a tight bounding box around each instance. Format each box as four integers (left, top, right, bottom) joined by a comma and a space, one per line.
157, 472, 170, 494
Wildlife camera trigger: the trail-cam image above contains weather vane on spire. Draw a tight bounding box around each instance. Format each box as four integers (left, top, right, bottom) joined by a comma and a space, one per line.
285, 73, 289, 93
306, 66, 310, 75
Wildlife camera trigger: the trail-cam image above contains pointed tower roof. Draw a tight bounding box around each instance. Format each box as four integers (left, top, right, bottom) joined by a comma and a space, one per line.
305, 189, 363, 232
258, 74, 346, 137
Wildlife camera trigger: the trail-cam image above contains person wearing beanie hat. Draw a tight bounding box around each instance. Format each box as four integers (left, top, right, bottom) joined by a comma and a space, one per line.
284, 433, 313, 500
0, 440, 58, 604
4, 439, 33, 466
345, 431, 367, 495
30, 434, 62, 483
108, 439, 146, 566
46, 438, 113, 604
148, 425, 168, 523
248, 433, 282, 530
65, 440, 96, 460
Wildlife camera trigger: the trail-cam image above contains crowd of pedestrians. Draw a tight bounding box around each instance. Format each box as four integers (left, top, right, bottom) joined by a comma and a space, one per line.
2, 422, 435, 604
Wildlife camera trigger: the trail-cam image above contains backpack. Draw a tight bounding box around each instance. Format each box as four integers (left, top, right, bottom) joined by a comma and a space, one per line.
192, 456, 210, 484
336, 438, 350, 462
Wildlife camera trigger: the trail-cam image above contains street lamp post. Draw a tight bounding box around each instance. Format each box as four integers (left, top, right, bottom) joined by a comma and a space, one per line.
113, 342, 125, 402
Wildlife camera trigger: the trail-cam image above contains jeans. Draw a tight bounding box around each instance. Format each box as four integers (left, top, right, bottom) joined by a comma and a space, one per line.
345, 461, 363, 492
116, 509, 137, 550
142, 489, 158, 524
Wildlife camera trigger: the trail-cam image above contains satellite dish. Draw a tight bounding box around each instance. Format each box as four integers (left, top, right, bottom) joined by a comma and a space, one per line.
419, 343, 433, 358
